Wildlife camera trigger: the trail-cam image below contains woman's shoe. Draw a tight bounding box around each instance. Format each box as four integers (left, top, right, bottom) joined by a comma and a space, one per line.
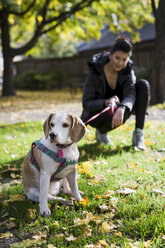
132, 128, 146, 150
96, 129, 113, 145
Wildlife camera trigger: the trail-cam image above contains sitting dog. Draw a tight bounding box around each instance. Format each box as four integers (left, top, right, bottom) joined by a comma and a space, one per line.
22, 112, 86, 216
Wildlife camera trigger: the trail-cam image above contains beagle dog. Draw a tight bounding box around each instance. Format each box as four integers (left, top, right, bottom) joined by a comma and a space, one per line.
22, 112, 86, 216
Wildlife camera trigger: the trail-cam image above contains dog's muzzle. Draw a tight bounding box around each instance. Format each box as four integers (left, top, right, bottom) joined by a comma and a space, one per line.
49, 132, 57, 141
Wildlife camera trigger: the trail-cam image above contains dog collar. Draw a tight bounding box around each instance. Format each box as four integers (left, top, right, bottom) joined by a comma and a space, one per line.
56, 142, 73, 149
30, 140, 78, 181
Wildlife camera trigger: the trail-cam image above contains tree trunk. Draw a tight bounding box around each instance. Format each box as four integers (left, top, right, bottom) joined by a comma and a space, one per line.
151, 0, 165, 104
2, 54, 15, 96
1, 11, 15, 96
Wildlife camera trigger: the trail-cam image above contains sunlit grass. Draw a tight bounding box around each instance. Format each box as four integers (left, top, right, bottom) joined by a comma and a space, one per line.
0, 89, 83, 113
0, 119, 165, 247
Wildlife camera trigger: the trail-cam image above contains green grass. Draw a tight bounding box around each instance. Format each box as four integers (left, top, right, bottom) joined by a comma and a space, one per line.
0, 119, 165, 248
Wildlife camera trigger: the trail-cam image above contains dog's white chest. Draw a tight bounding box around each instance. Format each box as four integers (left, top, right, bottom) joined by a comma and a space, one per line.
40, 140, 79, 181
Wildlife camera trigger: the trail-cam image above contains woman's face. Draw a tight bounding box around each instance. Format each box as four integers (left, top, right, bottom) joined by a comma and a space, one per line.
110, 51, 130, 71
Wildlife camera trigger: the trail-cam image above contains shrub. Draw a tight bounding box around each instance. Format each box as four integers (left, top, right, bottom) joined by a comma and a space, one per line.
14, 70, 71, 90
134, 66, 152, 83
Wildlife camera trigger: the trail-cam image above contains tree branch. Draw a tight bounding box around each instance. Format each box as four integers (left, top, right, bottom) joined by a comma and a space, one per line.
45, 0, 96, 25
11, 0, 97, 56
41, 0, 97, 35
9, 0, 36, 16
151, 0, 157, 19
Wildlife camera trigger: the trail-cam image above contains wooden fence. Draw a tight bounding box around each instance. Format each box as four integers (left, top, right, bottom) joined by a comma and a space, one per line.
14, 40, 154, 88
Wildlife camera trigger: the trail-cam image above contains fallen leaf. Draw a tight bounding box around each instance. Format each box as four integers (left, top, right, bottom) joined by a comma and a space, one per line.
1, 167, 19, 174
10, 238, 46, 248
99, 240, 110, 247
32, 231, 46, 240
153, 188, 165, 197
100, 222, 112, 233
83, 244, 95, 248
48, 244, 57, 248
144, 139, 152, 146
141, 195, 149, 199
4, 194, 26, 204
6, 221, 16, 230
99, 204, 110, 212
51, 221, 59, 227
79, 197, 89, 206
0, 232, 13, 239
82, 226, 92, 237
78, 161, 93, 174
27, 208, 36, 219
74, 211, 101, 226
55, 233, 64, 238
114, 232, 122, 237
161, 235, 165, 243
116, 188, 136, 195
144, 240, 151, 247
66, 234, 78, 241
102, 190, 114, 198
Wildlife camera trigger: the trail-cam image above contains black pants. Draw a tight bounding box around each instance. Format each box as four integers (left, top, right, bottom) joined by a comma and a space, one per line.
88, 79, 150, 133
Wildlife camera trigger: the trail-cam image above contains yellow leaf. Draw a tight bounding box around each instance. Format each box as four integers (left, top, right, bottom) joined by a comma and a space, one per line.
66, 234, 77, 241
27, 208, 36, 220
101, 190, 114, 198
37, 16, 43, 22
144, 139, 152, 146
144, 240, 152, 248
32, 231, 46, 241
78, 161, 93, 174
4, 194, 26, 204
51, 221, 59, 227
129, 162, 137, 168
79, 197, 89, 206
141, 195, 149, 199
99, 240, 110, 247
114, 232, 122, 237
0, 232, 13, 239
100, 222, 111, 233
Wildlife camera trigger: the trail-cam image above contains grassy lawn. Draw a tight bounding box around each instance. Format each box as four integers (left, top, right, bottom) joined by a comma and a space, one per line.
0, 89, 83, 113
0, 118, 165, 247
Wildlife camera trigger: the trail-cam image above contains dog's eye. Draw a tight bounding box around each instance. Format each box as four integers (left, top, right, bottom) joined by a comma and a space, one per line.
63, 123, 69, 128
50, 122, 54, 128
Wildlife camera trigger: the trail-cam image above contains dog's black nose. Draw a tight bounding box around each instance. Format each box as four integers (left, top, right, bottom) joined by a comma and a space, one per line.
49, 132, 57, 140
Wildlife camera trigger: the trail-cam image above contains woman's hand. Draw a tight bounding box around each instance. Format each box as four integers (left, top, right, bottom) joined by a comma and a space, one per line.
112, 107, 125, 128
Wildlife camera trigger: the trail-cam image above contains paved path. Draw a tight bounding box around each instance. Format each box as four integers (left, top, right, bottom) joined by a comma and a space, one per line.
0, 102, 164, 124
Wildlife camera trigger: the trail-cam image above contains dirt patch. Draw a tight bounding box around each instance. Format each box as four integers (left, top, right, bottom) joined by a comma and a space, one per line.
0, 102, 164, 124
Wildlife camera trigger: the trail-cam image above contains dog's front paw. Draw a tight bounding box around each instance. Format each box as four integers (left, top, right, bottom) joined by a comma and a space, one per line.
40, 206, 51, 217
61, 198, 73, 206
79, 190, 85, 196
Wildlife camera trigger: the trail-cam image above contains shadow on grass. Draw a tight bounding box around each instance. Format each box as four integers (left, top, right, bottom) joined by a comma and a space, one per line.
0, 157, 24, 184
79, 142, 133, 162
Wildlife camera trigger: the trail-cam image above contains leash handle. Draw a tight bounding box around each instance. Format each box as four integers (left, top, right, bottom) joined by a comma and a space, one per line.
85, 96, 120, 125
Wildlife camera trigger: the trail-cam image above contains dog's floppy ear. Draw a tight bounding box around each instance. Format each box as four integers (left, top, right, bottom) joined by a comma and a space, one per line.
43, 113, 54, 139
69, 113, 86, 143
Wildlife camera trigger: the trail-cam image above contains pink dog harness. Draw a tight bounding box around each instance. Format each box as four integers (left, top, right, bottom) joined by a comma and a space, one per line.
30, 140, 78, 181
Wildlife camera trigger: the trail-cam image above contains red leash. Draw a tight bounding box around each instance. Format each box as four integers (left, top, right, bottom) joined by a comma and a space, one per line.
84, 96, 120, 125
85, 107, 110, 125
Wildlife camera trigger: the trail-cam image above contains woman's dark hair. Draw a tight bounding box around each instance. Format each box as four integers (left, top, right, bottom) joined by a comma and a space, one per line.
111, 36, 132, 55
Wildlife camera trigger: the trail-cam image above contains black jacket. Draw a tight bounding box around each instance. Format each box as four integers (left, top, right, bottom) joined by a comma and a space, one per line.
81, 51, 136, 122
